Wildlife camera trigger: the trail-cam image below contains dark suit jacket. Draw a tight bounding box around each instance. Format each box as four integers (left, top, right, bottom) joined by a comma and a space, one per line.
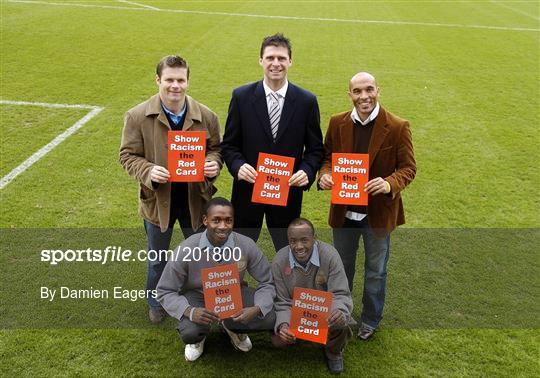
221, 80, 323, 217
319, 106, 416, 232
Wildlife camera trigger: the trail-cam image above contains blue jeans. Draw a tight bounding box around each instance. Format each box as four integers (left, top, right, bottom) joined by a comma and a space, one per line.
332, 217, 390, 329
144, 219, 198, 308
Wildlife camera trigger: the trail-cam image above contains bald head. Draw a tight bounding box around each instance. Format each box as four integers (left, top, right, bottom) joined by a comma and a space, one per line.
348, 72, 380, 121
349, 72, 377, 90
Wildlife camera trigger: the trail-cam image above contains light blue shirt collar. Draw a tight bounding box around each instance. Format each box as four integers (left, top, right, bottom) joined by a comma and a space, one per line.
288, 243, 320, 272
161, 101, 187, 126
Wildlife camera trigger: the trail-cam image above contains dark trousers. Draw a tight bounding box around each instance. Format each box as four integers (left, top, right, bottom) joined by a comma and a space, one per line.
234, 203, 300, 252
144, 201, 203, 308
232, 184, 302, 252
177, 286, 276, 344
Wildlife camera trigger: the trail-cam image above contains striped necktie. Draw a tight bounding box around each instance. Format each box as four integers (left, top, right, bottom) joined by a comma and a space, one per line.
268, 92, 281, 140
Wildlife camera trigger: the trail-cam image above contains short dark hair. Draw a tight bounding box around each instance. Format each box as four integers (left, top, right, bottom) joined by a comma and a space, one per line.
203, 197, 234, 216
288, 217, 315, 236
156, 55, 190, 78
260, 33, 292, 59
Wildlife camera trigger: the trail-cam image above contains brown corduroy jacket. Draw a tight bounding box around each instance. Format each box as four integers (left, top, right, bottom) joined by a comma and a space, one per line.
319, 106, 416, 233
120, 94, 222, 232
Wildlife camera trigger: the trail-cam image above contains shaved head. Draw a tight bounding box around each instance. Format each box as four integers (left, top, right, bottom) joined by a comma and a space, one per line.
348, 71, 380, 121
349, 72, 377, 90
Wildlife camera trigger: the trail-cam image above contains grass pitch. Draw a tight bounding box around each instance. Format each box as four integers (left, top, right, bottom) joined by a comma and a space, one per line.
1, 0, 539, 376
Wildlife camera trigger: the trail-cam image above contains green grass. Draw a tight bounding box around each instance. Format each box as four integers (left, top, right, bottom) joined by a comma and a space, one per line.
1, 0, 539, 376
0, 105, 90, 177
1, 228, 538, 329
1, 329, 538, 377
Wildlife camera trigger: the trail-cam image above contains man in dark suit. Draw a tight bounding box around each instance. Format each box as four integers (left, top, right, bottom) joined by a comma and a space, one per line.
318, 72, 416, 340
221, 33, 323, 251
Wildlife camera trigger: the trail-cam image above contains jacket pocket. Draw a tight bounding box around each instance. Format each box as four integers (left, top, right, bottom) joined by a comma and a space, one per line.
140, 185, 155, 201
139, 185, 158, 222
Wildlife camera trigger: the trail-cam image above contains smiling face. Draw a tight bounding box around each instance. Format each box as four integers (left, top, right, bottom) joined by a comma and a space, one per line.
155, 66, 189, 111
260, 45, 292, 90
203, 205, 234, 247
348, 72, 380, 121
287, 224, 315, 264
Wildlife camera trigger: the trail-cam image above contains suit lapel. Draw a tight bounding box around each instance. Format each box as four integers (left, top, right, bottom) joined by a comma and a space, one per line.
341, 112, 355, 153
182, 117, 194, 131
368, 106, 389, 168
274, 82, 297, 142
251, 81, 274, 141
146, 94, 171, 130
182, 96, 202, 131
157, 112, 171, 130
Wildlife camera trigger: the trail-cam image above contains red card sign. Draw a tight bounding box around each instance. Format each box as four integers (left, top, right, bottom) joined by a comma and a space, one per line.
331, 153, 369, 205
290, 287, 333, 345
251, 153, 295, 206
201, 263, 243, 319
167, 131, 206, 182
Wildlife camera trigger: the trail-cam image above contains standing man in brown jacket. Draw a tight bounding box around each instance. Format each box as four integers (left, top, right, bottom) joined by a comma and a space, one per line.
120, 55, 222, 324
318, 72, 416, 340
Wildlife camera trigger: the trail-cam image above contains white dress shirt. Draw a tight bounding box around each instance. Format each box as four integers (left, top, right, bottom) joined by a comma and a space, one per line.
263, 80, 288, 113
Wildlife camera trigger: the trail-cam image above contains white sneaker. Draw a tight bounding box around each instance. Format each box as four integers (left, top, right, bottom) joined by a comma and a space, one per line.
222, 323, 252, 352
184, 337, 205, 362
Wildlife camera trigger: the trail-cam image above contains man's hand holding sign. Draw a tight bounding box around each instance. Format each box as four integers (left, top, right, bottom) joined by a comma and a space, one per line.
289, 288, 333, 344
330, 153, 369, 205
320, 152, 390, 200
153, 130, 220, 184
252, 153, 295, 206
202, 264, 243, 319
156, 198, 276, 362
271, 219, 353, 374
168, 131, 207, 182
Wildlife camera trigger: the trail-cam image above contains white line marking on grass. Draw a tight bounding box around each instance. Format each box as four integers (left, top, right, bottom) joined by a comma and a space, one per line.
490, 1, 540, 21
117, 0, 159, 11
7, 0, 540, 32
0, 100, 104, 189
0, 100, 99, 110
